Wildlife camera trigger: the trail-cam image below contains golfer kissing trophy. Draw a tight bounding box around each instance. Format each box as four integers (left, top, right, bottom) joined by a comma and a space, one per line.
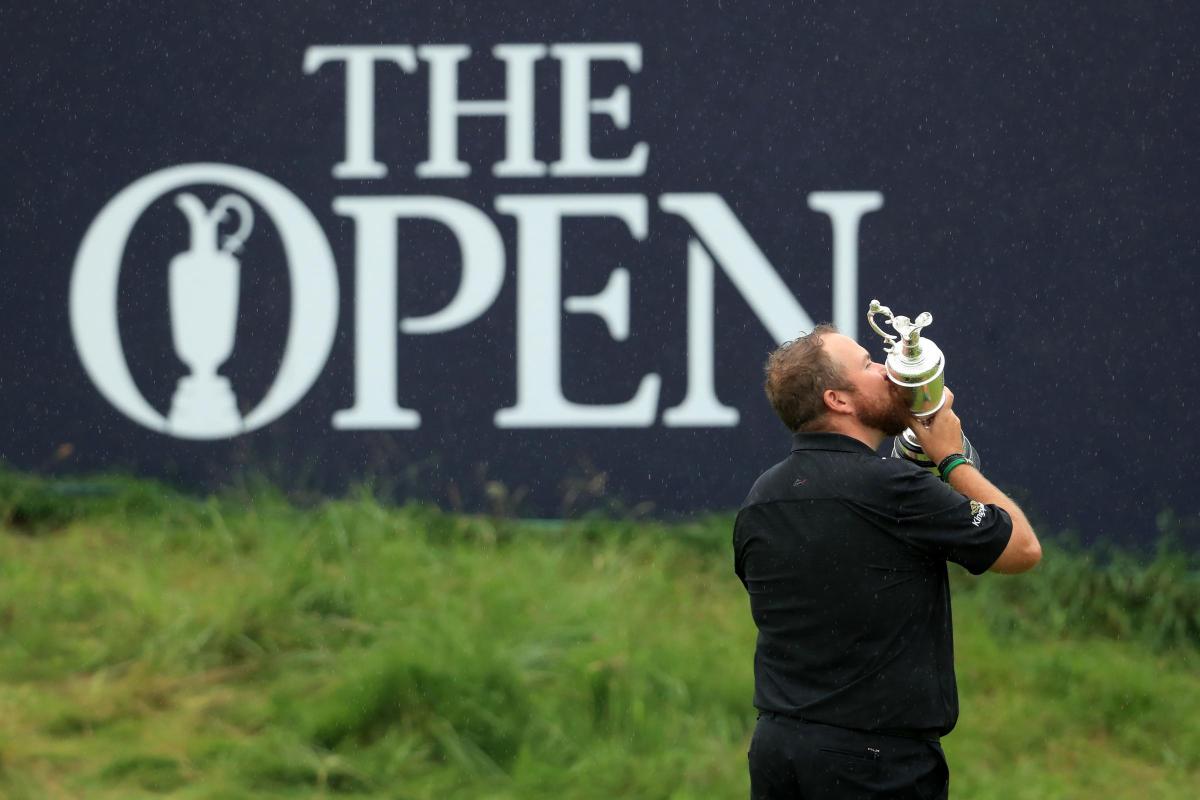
867, 299, 978, 473
167, 192, 254, 438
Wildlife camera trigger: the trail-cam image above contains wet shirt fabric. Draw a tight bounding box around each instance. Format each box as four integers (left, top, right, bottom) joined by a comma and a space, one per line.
733, 432, 1013, 738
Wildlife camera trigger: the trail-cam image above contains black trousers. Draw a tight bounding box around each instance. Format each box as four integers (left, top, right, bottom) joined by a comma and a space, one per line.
749, 713, 949, 799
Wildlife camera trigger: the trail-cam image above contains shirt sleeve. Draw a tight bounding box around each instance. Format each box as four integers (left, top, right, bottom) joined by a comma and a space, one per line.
863, 459, 1014, 575
732, 510, 748, 588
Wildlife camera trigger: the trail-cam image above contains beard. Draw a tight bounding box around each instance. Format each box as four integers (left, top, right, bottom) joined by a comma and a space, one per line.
856, 381, 913, 437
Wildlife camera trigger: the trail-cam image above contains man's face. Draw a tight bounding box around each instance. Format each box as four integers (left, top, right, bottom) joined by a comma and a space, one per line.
824, 333, 912, 436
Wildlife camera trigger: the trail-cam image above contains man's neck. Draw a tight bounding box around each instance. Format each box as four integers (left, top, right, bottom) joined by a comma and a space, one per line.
812, 417, 887, 451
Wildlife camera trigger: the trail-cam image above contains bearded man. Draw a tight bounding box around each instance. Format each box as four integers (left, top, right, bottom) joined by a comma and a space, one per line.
734, 324, 1041, 799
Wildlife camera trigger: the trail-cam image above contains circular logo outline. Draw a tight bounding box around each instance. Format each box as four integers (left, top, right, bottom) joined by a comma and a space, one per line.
70, 163, 339, 440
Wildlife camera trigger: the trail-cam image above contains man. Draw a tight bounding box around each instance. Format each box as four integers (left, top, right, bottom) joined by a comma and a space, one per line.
734, 324, 1041, 799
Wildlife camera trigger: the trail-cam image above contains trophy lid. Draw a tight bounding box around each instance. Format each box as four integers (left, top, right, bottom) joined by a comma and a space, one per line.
867, 300, 945, 387
890, 312, 932, 355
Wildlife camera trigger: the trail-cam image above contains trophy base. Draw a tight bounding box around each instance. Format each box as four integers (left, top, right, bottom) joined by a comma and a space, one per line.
168, 375, 242, 439
892, 428, 980, 475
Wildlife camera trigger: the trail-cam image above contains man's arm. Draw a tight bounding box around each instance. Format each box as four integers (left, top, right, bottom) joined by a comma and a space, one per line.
909, 389, 1042, 574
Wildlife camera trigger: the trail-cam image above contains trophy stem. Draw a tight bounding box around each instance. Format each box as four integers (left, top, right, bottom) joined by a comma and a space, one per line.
892, 429, 979, 474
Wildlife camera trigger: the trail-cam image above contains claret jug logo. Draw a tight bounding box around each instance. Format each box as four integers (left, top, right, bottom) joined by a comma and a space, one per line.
167, 191, 254, 436
72, 42, 882, 440
71, 164, 339, 440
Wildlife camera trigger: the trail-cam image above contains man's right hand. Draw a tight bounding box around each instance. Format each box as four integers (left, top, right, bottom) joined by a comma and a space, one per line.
909, 387, 965, 465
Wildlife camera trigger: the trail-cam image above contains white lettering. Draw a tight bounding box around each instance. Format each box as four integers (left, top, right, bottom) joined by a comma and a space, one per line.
303, 46, 419, 179
549, 44, 649, 177
416, 44, 547, 179
494, 194, 660, 427
661, 240, 740, 426
331, 196, 505, 429
806, 191, 884, 341
659, 194, 815, 343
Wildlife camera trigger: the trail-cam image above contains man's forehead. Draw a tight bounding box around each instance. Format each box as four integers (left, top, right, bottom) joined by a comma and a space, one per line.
824, 333, 869, 360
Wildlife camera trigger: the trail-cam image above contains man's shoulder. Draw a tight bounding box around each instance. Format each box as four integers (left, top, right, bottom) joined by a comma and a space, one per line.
741, 447, 924, 509
739, 457, 795, 509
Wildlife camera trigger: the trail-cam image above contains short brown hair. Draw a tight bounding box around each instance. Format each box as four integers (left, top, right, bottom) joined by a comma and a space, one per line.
763, 324, 848, 432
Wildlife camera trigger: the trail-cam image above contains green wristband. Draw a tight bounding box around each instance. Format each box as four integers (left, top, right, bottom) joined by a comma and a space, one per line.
940, 457, 968, 482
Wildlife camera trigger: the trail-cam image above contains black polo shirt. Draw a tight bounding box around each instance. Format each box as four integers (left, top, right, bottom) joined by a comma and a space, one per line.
733, 432, 1012, 738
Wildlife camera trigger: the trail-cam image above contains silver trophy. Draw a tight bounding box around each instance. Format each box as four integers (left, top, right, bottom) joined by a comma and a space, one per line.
867, 299, 978, 472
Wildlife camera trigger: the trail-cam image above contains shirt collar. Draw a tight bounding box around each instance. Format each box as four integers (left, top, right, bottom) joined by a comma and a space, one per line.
791, 431, 880, 456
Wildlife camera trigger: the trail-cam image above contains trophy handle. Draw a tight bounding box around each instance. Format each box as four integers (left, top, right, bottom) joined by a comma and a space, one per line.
867, 299, 899, 352
212, 194, 255, 254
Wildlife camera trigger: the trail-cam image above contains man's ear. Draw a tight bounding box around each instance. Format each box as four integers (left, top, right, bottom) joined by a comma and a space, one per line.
823, 388, 852, 415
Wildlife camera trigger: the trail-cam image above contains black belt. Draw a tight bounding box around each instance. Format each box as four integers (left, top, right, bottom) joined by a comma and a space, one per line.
758, 710, 942, 743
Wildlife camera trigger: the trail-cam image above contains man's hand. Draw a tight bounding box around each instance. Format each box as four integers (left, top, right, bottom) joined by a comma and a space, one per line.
908, 387, 964, 465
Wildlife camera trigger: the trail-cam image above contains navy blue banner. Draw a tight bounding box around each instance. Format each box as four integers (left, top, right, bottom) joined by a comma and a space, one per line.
4, 2, 1197, 544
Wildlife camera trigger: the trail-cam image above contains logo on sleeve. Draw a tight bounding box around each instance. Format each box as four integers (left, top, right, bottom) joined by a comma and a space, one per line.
968, 500, 988, 527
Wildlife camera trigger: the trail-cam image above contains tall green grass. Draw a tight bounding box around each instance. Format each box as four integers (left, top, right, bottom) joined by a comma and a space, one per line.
0, 470, 1197, 799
